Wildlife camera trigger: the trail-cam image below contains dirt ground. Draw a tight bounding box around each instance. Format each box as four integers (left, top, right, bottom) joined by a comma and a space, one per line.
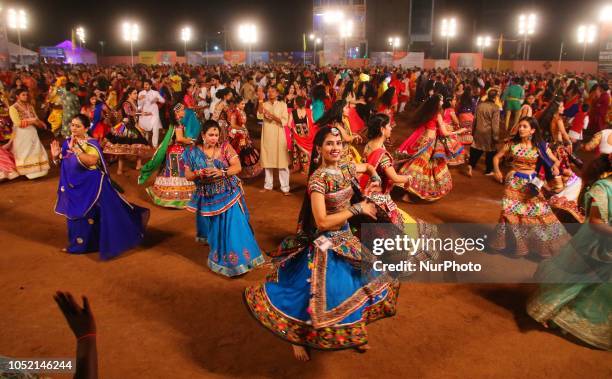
0, 114, 610, 379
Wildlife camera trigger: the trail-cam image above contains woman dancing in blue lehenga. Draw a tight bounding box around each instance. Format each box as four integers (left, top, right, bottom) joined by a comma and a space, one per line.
183, 120, 264, 277
51, 114, 149, 260
244, 126, 399, 361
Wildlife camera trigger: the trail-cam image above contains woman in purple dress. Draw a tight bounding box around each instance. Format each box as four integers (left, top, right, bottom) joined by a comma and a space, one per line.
51, 114, 149, 260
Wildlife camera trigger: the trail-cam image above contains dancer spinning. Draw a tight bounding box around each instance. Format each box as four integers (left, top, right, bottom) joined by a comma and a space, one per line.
245, 126, 398, 361
183, 120, 264, 277
527, 154, 611, 351
51, 114, 149, 260
490, 117, 570, 258
360, 113, 438, 259
104, 87, 152, 176
395, 94, 465, 202
138, 104, 197, 209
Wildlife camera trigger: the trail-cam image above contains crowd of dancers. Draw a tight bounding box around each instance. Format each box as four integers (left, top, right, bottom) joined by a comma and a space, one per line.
0, 63, 609, 360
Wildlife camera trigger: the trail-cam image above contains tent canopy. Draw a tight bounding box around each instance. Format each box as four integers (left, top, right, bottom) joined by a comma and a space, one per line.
8, 42, 38, 56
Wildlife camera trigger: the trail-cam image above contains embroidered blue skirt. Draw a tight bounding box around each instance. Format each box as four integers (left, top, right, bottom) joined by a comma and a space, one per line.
245, 226, 399, 350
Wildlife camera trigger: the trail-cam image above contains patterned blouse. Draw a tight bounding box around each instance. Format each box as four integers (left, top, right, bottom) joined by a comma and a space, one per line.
507, 143, 539, 171
308, 162, 357, 215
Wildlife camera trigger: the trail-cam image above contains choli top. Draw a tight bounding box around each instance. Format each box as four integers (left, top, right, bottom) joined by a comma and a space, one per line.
308, 163, 357, 215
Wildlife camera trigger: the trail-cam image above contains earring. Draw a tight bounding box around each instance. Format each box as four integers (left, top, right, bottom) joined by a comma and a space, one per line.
313, 155, 319, 164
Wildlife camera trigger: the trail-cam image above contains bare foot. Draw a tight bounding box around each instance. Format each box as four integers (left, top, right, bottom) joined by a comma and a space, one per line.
282, 191, 292, 196
292, 345, 310, 361
259, 188, 271, 193
116, 171, 123, 176
355, 344, 370, 353
401, 194, 413, 203
465, 165, 472, 177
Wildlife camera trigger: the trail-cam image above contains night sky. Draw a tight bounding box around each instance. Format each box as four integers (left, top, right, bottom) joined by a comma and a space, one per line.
10, 0, 609, 60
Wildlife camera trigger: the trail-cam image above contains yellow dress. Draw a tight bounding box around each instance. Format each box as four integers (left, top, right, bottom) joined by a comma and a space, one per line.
341, 116, 362, 164
47, 86, 64, 135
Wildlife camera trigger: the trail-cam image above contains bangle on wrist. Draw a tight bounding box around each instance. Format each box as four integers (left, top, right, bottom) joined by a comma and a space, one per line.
77, 333, 96, 341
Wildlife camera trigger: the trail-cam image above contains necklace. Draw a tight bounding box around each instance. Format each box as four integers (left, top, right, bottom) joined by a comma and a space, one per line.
202, 144, 217, 166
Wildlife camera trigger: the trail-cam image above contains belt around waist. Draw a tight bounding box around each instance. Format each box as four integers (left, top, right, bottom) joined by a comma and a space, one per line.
513, 171, 537, 180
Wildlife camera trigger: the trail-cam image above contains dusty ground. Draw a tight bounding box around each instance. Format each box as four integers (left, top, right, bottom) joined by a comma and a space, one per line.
0, 114, 610, 379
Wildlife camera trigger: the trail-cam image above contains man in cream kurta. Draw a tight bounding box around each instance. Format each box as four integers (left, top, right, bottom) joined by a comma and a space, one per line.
138, 79, 165, 147
257, 86, 290, 194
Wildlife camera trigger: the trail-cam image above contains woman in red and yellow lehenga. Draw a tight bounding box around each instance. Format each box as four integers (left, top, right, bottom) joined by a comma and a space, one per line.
395, 94, 465, 202
287, 96, 317, 174
359, 113, 439, 258
226, 96, 262, 179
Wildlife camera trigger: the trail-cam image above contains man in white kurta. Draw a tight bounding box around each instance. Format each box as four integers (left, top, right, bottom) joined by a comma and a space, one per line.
257, 87, 290, 194
138, 80, 165, 147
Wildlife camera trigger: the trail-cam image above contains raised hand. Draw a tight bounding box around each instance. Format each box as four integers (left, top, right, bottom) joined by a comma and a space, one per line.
50, 140, 61, 159
53, 291, 96, 339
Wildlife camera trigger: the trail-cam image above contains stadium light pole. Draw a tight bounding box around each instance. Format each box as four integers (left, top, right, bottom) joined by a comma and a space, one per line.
7, 8, 27, 65
440, 18, 457, 60
238, 23, 257, 65
476, 35, 491, 55
577, 24, 597, 72
518, 13, 536, 61
388, 36, 400, 55
310, 33, 320, 66
76, 26, 85, 48
600, 5, 612, 22
122, 22, 140, 66
181, 26, 192, 57
339, 19, 353, 63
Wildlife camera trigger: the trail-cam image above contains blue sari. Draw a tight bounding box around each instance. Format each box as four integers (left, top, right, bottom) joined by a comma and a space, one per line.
183, 143, 264, 277
55, 138, 149, 260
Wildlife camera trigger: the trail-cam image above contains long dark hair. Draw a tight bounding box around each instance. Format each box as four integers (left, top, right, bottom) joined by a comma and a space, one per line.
458, 86, 473, 110
119, 86, 136, 107
315, 99, 346, 127
341, 80, 354, 100
380, 87, 395, 107
511, 116, 544, 145
579, 155, 611, 209
297, 126, 339, 239
411, 94, 441, 126
536, 97, 562, 140
367, 113, 391, 139
312, 84, 326, 102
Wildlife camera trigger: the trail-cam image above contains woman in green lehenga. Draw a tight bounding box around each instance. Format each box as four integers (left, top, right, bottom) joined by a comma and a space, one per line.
527, 154, 611, 351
